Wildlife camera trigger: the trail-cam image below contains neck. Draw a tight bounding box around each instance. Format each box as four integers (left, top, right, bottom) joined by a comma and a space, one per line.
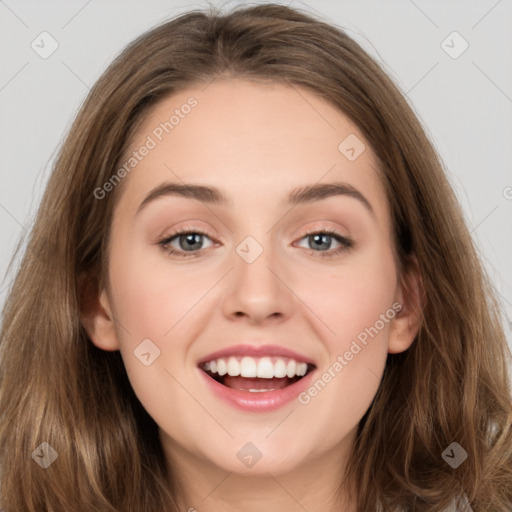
161, 430, 358, 512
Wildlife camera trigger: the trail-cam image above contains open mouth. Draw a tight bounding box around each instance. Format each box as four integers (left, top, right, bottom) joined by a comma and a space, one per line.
199, 356, 316, 392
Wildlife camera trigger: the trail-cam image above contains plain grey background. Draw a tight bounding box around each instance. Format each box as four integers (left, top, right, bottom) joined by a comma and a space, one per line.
1, 0, 511, 349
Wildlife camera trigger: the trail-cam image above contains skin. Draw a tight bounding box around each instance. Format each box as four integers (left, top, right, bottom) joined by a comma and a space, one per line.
83, 78, 422, 512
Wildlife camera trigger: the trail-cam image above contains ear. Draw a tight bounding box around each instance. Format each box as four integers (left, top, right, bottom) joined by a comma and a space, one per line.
79, 272, 120, 351
388, 255, 424, 354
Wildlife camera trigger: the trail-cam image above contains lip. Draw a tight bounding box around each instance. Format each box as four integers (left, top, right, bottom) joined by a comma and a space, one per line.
197, 344, 315, 366
198, 365, 316, 412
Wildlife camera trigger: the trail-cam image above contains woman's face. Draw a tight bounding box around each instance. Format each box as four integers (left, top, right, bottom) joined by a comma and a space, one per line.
88, 78, 417, 477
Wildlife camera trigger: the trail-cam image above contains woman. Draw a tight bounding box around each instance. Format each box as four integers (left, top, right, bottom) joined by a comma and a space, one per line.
1, 4, 510, 511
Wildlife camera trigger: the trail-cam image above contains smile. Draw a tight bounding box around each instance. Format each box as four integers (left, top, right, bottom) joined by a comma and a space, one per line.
197, 346, 317, 411
200, 356, 313, 391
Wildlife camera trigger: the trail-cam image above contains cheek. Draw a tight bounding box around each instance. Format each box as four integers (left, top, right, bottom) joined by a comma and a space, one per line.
298, 244, 396, 387
106, 245, 198, 430
301, 245, 397, 342
106, 240, 217, 401
107, 239, 199, 338
296, 253, 397, 431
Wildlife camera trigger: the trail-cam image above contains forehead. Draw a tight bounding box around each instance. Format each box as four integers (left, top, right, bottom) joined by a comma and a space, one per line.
115, 78, 387, 221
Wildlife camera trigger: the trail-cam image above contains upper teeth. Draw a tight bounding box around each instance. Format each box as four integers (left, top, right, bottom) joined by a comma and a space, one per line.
202, 356, 308, 379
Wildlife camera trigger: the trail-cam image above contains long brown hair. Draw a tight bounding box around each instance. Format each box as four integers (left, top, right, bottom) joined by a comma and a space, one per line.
1, 4, 511, 511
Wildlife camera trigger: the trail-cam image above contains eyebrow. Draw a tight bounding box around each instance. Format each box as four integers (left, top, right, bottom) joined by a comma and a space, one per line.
136, 181, 374, 215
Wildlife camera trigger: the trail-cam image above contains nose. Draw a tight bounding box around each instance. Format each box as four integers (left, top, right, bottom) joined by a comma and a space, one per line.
221, 238, 294, 325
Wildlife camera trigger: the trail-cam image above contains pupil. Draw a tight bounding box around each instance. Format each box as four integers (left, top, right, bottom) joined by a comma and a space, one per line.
311, 234, 330, 251
177, 233, 331, 252
180, 233, 202, 251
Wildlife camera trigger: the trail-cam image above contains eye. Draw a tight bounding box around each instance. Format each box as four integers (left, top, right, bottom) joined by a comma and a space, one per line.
158, 230, 215, 258
157, 228, 354, 259
295, 230, 354, 258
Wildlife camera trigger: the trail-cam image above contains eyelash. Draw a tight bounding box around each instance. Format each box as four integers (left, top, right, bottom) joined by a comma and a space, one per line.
157, 228, 354, 259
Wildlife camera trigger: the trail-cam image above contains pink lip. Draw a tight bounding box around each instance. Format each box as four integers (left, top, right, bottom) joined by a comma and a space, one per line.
198, 366, 317, 412
197, 344, 315, 365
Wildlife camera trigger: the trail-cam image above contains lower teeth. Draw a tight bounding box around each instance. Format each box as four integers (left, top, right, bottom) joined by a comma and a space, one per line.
205, 370, 306, 391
